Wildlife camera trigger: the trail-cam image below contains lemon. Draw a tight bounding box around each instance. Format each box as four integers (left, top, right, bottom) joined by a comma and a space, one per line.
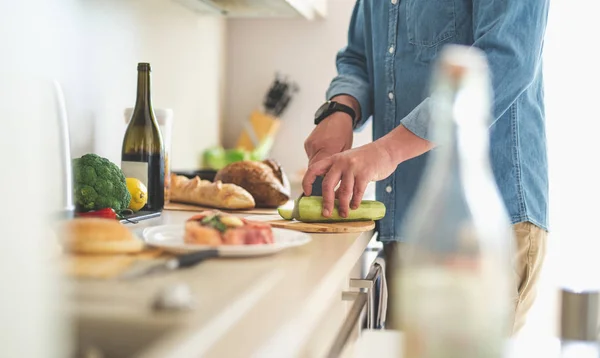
126, 178, 148, 212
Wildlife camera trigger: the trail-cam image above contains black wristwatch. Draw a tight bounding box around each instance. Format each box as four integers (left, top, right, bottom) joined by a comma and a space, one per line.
314, 100, 357, 127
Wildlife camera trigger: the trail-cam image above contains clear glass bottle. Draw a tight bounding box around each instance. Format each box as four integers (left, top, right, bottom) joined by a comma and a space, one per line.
395, 45, 514, 358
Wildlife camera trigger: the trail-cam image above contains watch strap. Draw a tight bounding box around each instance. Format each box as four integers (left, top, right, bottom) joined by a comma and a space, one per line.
314, 101, 357, 127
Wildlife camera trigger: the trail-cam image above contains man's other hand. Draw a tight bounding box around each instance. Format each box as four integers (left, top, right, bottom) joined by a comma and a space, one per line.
302, 141, 396, 218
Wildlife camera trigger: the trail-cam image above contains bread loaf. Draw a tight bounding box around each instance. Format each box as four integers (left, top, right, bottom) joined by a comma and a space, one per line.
170, 174, 255, 209
214, 160, 291, 208
58, 218, 144, 255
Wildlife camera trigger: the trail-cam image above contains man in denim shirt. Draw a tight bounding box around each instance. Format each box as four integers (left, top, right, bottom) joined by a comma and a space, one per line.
302, 0, 549, 333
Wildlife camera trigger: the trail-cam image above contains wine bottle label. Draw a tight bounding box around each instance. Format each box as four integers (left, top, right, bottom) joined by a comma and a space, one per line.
121, 161, 148, 188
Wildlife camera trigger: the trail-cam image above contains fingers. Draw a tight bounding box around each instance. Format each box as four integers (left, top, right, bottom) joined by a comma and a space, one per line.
336, 171, 354, 218
305, 150, 364, 218
351, 177, 369, 209
308, 148, 328, 167
302, 158, 332, 196
321, 166, 343, 217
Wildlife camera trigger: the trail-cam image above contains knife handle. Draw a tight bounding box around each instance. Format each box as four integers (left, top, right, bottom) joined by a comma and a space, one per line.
176, 249, 219, 268
311, 176, 324, 196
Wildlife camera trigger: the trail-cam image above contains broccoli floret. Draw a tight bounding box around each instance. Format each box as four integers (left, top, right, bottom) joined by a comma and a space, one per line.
72, 153, 131, 212
75, 184, 98, 211
95, 178, 114, 195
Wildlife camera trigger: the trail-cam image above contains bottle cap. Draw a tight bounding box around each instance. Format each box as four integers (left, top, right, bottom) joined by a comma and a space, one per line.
137, 63, 151, 71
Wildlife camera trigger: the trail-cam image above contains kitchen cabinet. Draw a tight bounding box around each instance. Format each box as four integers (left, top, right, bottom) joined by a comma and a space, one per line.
173, 0, 326, 20
332, 256, 385, 357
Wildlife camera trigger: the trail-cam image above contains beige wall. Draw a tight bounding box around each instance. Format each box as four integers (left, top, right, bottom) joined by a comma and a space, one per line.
0, 2, 225, 356
50, 0, 225, 170
2, 2, 225, 355
223, 0, 372, 181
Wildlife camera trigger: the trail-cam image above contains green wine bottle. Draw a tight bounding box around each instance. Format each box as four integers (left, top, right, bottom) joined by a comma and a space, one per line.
121, 63, 165, 211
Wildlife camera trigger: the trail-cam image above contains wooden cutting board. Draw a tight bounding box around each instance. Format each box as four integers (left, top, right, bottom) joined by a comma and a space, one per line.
244, 214, 375, 233
165, 201, 277, 215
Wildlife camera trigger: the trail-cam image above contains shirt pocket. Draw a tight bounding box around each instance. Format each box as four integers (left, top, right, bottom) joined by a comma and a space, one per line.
406, 0, 456, 47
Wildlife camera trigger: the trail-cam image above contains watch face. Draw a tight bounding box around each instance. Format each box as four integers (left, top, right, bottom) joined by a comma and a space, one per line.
315, 101, 333, 119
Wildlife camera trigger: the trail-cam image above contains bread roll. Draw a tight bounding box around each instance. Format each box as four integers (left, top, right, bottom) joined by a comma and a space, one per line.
214, 160, 291, 208
58, 218, 144, 254
170, 174, 255, 209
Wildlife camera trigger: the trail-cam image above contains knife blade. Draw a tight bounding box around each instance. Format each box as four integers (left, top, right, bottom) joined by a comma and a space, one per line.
291, 193, 304, 220
121, 249, 219, 280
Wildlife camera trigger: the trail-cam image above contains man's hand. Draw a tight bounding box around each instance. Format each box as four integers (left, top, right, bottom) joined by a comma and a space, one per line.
304, 112, 353, 166
304, 95, 359, 166
302, 125, 435, 218
302, 141, 397, 218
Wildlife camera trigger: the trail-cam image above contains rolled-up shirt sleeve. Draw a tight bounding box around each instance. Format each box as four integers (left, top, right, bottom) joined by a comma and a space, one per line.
401, 0, 550, 141
325, 0, 372, 130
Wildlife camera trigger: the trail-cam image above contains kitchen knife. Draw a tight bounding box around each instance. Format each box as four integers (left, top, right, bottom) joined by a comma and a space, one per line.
291, 193, 304, 220
121, 249, 219, 280
263, 74, 287, 115
273, 94, 291, 117
267, 82, 287, 115
292, 176, 323, 220
273, 83, 298, 117
311, 175, 323, 196
263, 78, 279, 114
263, 75, 298, 117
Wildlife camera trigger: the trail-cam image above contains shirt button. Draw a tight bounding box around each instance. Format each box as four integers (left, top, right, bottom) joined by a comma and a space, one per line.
388, 45, 395, 54
391, 0, 398, 4
388, 92, 394, 100
386, 185, 393, 193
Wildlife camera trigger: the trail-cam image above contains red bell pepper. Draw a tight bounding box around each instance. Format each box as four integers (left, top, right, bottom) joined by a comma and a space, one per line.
76, 208, 117, 220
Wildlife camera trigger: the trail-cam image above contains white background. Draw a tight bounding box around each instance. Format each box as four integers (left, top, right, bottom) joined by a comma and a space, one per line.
544, 0, 600, 287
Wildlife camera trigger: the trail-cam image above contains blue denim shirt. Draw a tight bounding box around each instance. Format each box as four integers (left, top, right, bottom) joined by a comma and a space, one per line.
326, 0, 550, 242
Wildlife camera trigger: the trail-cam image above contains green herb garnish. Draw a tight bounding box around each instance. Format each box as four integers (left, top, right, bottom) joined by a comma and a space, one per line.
212, 219, 227, 233
201, 214, 216, 223
200, 214, 228, 233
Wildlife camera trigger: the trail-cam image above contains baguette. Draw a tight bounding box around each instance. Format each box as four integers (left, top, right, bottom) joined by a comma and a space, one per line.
170, 174, 255, 210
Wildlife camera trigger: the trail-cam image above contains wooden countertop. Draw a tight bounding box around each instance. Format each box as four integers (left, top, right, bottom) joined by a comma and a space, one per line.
69, 210, 374, 358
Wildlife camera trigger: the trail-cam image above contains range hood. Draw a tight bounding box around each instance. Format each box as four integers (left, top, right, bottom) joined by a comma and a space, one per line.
173, 0, 326, 20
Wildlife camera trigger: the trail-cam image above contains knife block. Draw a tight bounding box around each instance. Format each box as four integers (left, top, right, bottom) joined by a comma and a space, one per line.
236, 110, 280, 155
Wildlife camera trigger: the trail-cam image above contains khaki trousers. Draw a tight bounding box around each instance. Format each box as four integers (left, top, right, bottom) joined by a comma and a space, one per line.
383, 221, 548, 335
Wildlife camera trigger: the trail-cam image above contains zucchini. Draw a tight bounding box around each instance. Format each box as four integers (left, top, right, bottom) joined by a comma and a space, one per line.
277, 196, 386, 222
277, 201, 294, 220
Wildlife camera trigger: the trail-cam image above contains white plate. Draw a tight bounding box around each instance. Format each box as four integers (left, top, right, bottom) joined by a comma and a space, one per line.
142, 225, 311, 257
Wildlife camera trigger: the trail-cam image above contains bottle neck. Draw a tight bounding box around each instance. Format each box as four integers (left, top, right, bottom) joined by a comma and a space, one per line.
134, 69, 152, 112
